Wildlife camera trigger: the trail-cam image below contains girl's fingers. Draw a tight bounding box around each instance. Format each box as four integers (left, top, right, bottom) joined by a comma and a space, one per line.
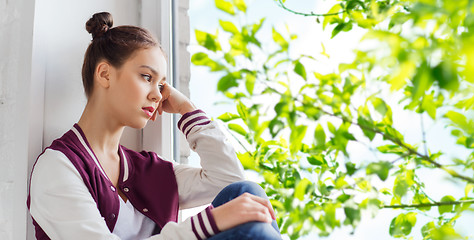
156, 83, 170, 115
160, 81, 170, 96
211, 193, 277, 232
151, 108, 158, 121
157, 103, 163, 115
157, 83, 178, 114
245, 194, 276, 220
246, 208, 272, 223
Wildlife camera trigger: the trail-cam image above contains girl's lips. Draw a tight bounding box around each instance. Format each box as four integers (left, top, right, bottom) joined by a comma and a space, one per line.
142, 107, 155, 118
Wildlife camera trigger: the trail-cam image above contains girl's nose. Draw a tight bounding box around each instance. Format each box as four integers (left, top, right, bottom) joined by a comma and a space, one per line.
150, 85, 162, 103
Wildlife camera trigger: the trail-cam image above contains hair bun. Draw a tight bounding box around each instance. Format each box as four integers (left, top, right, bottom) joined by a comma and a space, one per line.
86, 12, 113, 39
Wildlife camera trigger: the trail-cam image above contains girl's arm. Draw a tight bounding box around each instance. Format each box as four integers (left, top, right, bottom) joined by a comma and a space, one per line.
30, 149, 121, 239
156, 83, 245, 209
153, 84, 275, 233
173, 111, 246, 208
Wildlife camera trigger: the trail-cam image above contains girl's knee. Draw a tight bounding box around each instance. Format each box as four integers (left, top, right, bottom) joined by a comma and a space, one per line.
212, 181, 270, 210
209, 222, 281, 240
236, 222, 281, 240
225, 181, 267, 198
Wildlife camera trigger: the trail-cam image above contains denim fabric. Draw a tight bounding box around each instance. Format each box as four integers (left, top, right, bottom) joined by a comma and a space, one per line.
208, 181, 281, 240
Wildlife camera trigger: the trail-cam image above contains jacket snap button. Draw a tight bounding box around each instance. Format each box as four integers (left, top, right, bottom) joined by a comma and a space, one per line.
143, 208, 149, 212
123, 187, 129, 192
110, 186, 116, 192
110, 213, 116, 219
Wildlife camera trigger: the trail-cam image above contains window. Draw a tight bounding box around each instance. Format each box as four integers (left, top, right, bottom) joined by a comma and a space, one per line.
26, 1, 184, 239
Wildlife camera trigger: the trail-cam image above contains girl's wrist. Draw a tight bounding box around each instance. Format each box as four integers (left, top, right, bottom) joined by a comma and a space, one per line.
179, 102, 197, 115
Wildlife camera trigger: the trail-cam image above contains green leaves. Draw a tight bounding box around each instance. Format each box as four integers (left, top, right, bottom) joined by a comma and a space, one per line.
421, 221, 436, 239
195, 30, 221, 51
191, 52, 225, 71
289, 125, 307, 156
323, 4, 343, 29
294, 178, 311, 201
446, 111, 473, 133
351, 10, 377, 28
236, 100, 249, 120
411, 62, 433, 101
215, 0, 235, 15
218, 112, 240, 122
228, 123, 247, 136
215, 0, 247, 15
412, 193, 431, 211
389, 212, 417, 238
343, 207, 361, 226
438, 195, 456, 215
314, 124, 326, 148
432, 61, 459, 91
219, 20, 239, 34
238, 152, 258, 170
357, 116, 376, 140
371, 97, 388, 117
272, 27, 288, 50
307, 155, 326, 166
217, 72, 239, 92
377, 144, 405, 155
233, 0, 247, 12
323, 203, 340, 229
293, 60, 307, 80
366, 161, 392, 181
331, 22, 353, 38
421, 222, 462, 240
393, 170, 415, 202
191, 0, 474, 238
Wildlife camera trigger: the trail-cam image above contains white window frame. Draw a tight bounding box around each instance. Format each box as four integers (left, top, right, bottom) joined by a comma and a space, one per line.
25, 1, 180, 239
141, 0, 179, 162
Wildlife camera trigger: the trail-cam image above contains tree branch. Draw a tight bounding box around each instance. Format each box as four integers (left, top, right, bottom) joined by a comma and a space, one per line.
383, 199, 474, 209
276, 0, 346, 17
303, 103, 474, 184
338, 112, 474, 184
391, 153, 411, 164
240, 82, 474, 184
223, 124, 253, 154
420, 114, 428, 157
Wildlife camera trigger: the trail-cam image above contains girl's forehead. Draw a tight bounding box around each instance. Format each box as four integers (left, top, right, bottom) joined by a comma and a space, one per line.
127, 47, 167, 76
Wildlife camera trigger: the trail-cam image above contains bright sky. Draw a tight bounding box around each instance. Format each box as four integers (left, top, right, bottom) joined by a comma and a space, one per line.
187, 1, 474, 239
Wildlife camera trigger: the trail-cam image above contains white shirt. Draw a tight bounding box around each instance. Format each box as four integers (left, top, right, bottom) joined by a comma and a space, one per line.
112, 197, 156, 239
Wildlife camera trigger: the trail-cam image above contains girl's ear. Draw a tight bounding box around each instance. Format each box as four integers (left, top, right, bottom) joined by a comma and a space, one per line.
95, 61, 112, 89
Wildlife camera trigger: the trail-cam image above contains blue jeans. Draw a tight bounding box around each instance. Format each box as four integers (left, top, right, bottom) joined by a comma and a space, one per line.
208, 181, 281, 240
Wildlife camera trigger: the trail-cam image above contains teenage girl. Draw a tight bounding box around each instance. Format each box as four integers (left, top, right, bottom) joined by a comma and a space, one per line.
27, 12, 281, 240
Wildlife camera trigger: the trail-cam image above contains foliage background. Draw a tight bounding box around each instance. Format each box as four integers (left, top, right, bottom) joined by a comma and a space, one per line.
188, 0, 474, 239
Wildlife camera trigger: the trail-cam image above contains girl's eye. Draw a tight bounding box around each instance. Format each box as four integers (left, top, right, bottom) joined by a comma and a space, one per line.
142, 74, 152, 82
158, 84, 164, 92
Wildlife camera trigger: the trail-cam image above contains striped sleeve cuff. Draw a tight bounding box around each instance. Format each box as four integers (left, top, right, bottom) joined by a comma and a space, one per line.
190, 205, 220, 240
178, 109, 211, 138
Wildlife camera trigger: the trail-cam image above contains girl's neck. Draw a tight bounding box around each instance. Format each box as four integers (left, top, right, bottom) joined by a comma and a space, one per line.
77, 100, 124, 156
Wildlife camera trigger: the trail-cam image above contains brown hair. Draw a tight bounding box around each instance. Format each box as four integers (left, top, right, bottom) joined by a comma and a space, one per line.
82, 12, 159, 98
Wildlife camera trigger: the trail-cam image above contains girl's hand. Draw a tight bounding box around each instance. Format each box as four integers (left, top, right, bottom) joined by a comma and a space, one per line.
151, 82, 197, 120
210, 193, 276, 232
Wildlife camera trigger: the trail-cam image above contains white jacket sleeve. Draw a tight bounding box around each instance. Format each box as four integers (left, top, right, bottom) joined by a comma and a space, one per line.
174, 110, 246, 209
30, 149, 220, 240
30, 149, 121, 240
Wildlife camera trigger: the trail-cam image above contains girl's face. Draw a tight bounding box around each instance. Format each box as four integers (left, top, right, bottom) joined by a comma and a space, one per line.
106, 47, 167, 129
